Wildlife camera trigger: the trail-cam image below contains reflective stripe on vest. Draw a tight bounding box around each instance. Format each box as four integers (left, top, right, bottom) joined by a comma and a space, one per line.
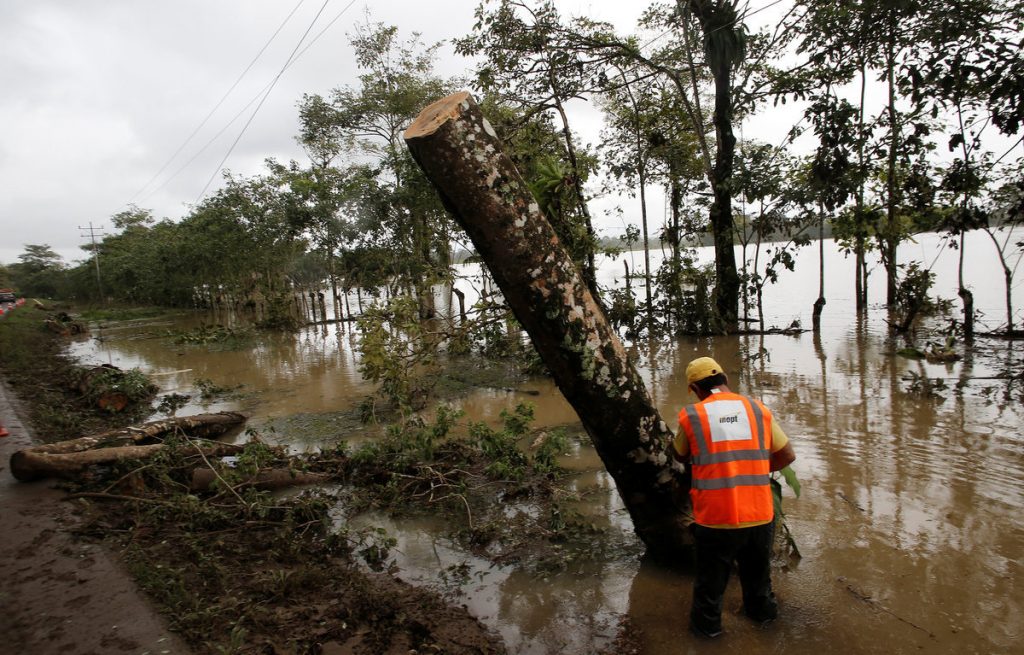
686, 399, 767, 458
691, 473, 771, 490
691, 447, 769, 466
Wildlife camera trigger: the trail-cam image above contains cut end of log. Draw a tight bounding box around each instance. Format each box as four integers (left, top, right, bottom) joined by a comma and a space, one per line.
404, 91, 472, 140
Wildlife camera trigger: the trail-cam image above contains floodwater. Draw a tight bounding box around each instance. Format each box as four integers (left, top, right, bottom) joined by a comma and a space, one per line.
67, 231, 1024, 654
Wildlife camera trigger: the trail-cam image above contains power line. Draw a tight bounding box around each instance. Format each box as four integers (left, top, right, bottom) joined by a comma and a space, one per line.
129, 0, 308, 206
194, 0, 335, 205
741, 0, 789, 21
138, 0, 358, 206
294, 0, 359, 61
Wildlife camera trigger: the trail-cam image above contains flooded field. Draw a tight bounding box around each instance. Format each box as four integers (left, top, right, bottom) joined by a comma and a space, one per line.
67, 231, 1023, 654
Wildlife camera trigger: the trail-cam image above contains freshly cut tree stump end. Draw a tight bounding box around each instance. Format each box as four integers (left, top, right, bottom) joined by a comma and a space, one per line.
404, 91, 471, 139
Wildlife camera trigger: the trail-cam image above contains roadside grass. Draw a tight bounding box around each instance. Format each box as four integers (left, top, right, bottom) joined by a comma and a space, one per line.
0, 304, 154, 441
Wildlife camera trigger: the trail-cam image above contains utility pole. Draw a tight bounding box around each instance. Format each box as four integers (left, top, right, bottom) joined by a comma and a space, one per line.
79, 222, 106, 303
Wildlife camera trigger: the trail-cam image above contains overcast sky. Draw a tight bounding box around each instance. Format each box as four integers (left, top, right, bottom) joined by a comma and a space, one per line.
0, 0, 809, 267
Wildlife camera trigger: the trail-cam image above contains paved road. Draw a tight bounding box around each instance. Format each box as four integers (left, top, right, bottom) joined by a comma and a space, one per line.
0, 378, 190, 655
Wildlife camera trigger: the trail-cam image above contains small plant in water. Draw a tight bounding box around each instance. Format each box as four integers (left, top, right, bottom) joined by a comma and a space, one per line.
901, 371, 949, 399
157, 392, 191, 415
355, 527, 397, 572
74, 365, 159, 412
771, 466, 803, 561
195, 377, 241, 400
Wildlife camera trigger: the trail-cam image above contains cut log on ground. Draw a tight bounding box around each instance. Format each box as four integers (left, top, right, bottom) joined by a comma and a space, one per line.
11, 442, 248, 482
404, 91, 691, 555
20, 411, 248, 456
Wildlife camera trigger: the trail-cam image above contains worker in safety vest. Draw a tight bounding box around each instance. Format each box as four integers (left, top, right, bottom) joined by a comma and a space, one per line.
671, 356, 796, 638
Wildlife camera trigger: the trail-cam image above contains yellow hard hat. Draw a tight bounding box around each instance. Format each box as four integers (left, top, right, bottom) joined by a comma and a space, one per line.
686, 356, 725, 387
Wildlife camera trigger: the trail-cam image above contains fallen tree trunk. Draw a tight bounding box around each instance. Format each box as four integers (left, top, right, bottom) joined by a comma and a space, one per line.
11, 442, 247, 482
404, 92, 691, 555
20, 411, 248, 456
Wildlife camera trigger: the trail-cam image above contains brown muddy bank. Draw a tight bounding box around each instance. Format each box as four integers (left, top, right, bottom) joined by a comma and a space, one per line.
1, 307, 512, 654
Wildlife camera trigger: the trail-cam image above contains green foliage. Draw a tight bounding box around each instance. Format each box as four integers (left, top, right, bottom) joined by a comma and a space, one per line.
351, 405, 464, 473
77, 306, 168, 322
194, 378, 240, 400
255, 294, 301, 331
780, 465, 802, 499
355, 527, 398, 571
805, 93, 862, 212
470, 404, 534, 480
896, 346, 926, 360
157, 393, 191, 415
6, 244, 66, 298
298, 22, 456, 307
605, 283, 640, 336
532, 428, 569, 475
357, 295, 437, 414
893, 261, 948, 330
527, 154, 595, 272
771, 465, 802, 560
74, 365, 159, 411
654, 253, 716, 335
170, 324, 254, 348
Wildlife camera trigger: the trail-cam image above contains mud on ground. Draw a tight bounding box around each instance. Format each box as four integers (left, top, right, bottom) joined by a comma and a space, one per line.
0, 307, 507, 654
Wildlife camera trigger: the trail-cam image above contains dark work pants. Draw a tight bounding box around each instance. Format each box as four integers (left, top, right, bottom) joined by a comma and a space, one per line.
691, 521, 777, 634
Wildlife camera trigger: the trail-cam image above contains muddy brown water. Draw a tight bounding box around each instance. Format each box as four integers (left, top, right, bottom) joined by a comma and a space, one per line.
67, 232, 1023, 654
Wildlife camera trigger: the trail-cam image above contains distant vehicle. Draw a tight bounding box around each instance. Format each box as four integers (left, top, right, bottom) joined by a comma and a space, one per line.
0, 289, 17, 304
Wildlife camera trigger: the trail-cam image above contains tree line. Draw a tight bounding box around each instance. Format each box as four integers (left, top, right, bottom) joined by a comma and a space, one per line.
2, 0, 1022, 336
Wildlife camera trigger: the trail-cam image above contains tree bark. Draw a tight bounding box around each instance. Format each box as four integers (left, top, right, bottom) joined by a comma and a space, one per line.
855, 59, 868, 313
404, 92, 690, 555
813, 207, 826, 332
452, 286, 467, 325
14, 412, 247, 456
689, 0, 740, 331
11, 442, 247, 483
708, 60, 740, 331
884, 25, 900, 307
958, 231, 974, 340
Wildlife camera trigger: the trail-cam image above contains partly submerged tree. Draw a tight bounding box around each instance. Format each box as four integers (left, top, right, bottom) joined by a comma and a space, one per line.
734, 140, 807, 330
301, 22, 455, 318
803, 91, 862, 331
982, 163, 1024, 334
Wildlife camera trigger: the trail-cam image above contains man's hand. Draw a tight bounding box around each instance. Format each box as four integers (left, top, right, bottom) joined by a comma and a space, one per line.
769, 442, 796, 472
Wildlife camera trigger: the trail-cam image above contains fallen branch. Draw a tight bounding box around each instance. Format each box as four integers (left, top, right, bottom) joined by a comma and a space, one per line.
190, 439, 248, 506
19, 411, 247, 455
65, 491, 176, 505
10, 442, 247, 482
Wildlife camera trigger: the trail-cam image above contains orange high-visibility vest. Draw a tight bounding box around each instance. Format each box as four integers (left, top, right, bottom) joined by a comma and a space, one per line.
677, 391, 774, 526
